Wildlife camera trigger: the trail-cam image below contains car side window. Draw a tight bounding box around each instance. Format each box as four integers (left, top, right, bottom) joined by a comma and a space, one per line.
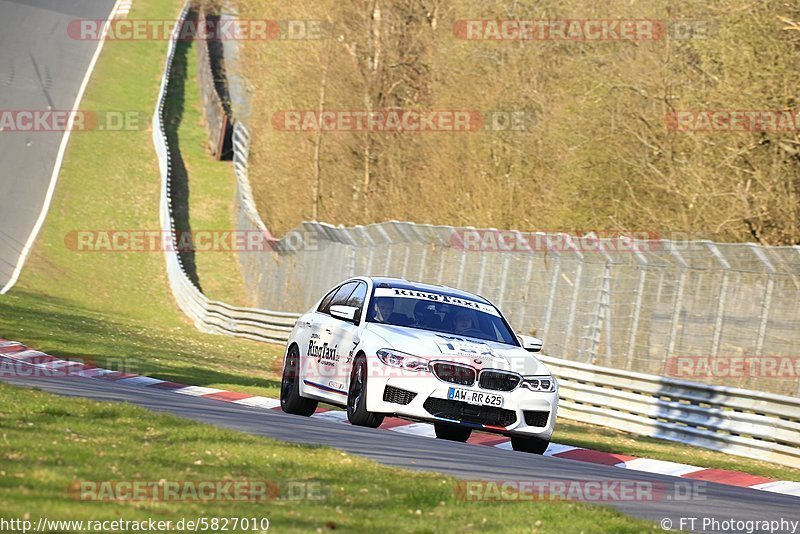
329, 281, 359, 308
316, 286, 339, 314
344, 282, 368, 318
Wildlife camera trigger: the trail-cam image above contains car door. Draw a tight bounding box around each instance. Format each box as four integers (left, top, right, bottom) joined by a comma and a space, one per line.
333, 281, 368, 395
294, 285, 338, 363
304, 281, 359, 400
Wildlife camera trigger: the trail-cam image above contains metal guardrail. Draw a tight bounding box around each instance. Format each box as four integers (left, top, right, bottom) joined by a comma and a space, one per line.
541, 356, 800, 468
153, 4, 800, 469
153, 5, 297, 345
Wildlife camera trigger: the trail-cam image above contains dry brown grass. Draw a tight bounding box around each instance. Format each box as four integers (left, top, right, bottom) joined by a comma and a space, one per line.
236, 0, 800, 244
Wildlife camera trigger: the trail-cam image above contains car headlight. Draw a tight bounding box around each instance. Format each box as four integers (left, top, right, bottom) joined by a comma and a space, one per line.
376, 349, 429, 372
521, 375, 556, 392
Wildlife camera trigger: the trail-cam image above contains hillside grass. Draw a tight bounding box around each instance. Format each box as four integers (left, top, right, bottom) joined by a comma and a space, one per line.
238, 0, 800, 245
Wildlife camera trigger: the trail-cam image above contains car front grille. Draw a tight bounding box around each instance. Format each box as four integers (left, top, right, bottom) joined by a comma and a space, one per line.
383, 385, 417, 405
478, 370, 521, 391
431, 362, 476, 386
423, 397, 517, 427
523, 410, 550, 427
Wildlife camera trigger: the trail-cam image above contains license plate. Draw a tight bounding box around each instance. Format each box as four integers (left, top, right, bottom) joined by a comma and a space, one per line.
447, 387, 504, 407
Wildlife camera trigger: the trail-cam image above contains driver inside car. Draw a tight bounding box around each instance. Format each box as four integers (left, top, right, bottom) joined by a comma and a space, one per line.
452, 309, 476, 335
372, 297, 395, 323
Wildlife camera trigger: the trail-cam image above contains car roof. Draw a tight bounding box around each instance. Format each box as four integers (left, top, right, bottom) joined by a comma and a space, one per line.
365, 276, 491, 305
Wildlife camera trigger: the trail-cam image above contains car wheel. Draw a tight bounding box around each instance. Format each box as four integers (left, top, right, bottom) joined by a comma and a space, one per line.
433, 423, 472, 442
280, 345, 318, 416
347, 354, 384, 428
510, 435, 550, 454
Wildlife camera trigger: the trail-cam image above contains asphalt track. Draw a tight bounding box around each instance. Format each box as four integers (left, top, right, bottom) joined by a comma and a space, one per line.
0, 0, 117, 289
2, 373, 798, 533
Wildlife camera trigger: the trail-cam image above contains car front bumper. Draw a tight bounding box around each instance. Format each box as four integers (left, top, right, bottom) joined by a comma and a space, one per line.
365, 371, 558, 440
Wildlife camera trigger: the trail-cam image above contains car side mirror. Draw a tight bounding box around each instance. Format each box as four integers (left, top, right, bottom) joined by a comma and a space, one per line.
330, 305, 359, 323
518, 334, 542, 353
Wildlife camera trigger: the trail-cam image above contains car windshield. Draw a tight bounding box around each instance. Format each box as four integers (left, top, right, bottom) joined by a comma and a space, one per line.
366, 287, 518, 345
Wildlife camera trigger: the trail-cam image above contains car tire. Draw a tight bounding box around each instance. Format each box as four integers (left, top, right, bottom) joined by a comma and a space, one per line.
280, 344, 318, 416
434, 423, 472, 442
510, 435, 550, 454
347, 354, 384, 428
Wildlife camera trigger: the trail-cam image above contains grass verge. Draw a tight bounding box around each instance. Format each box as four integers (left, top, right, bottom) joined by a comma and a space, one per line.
0, 383, 655, 533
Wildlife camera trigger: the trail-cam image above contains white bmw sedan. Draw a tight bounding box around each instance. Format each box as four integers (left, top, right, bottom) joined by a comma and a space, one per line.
280, 277, 558, 453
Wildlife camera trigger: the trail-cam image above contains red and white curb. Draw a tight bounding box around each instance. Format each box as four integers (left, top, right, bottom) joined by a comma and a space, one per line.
1, 338, 798, 497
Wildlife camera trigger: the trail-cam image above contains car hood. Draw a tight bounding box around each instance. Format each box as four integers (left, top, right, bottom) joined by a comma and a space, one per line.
364, 323, 550, 376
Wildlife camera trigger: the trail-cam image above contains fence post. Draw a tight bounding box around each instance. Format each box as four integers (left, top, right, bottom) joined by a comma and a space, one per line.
362, 226, 376, 277
437, 229, 449, 285
394, 222, 412, 280
706, 242, 730, 357
541, 243, 561, 342
750, 244, 775, 357
586, 239, 613, 364
625, 241, 649, 369
496, 246, 512, 309
374, 224, 392, 276
516, 247, 536, 333
456, 229, 470, 287
562, 234, 584, 358
665, 241, 688, 358
417, 242, 428, 282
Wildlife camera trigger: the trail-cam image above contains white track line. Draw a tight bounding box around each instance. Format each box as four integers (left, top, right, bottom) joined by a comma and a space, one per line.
0, 0, 124, 295
389, 422, 437, 438
543, 443, 579, 456
615, 458, 705, 477
232, 396, 281, 409
750, 481, 800, 496
172, 386, 225, 397
114, 376, 165, 387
